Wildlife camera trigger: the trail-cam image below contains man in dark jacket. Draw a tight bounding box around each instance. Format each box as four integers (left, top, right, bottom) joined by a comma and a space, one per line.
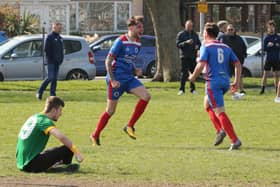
219, 24, 247, 94
176, 20, 201, 95
37, 22, 64, 100
260, 20, 280, 94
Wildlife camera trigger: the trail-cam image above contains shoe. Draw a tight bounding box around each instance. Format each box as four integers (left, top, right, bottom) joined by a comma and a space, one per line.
214, 131, 226, 146
36, 93, 42, 100
90, 135, 101, 146
228, 139, 242, 151
123, 126, 136, 140
274, 97, 280, 103
47, 163, 80, 173
191, 90, 198, 94
232, 92, 245, 100
177, 90, 185, 95
259, 87, 265, 94
64, 163, 80, 172
240, 90, 246, 94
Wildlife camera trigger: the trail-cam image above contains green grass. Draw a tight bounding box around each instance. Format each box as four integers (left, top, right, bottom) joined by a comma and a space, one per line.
0, 78, 279, 186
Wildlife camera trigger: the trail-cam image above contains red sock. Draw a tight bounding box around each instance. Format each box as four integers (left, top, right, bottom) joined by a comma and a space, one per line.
206, 107, 222, 133
92, 111, 111, 138
128, 99, 149, 127
218, 112, 238, 143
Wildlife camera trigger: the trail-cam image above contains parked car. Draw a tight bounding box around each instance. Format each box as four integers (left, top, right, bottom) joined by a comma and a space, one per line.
0, 31, 8, 43
0, 34, 96, 81
241, 35, 261, 48
243, 40, 265, 77
89, 34, 156, 77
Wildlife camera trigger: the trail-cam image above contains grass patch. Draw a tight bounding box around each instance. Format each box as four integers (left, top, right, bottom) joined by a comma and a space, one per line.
0, 78, 279, 186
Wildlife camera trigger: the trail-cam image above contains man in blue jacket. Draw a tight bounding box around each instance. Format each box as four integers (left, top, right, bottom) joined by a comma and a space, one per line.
37, 22, 64, 100
260, 20, 280, 94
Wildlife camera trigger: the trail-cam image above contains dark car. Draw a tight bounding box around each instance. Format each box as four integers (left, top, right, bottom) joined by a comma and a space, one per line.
0, 31, 8, 43
90, 34, 156, 77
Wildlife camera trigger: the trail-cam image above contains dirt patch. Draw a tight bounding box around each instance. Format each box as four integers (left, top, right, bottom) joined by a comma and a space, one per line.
0, 177, 190, 187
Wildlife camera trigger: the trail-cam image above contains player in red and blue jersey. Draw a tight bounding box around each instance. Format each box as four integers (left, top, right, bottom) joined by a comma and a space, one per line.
90, 16, 151, 146
189, 22, 242, 150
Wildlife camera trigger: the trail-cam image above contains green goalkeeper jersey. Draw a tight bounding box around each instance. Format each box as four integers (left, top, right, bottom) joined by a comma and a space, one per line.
16, 113, 55, 170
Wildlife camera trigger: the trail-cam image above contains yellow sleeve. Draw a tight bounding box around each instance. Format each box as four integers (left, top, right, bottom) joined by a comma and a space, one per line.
44, 126, 56, 135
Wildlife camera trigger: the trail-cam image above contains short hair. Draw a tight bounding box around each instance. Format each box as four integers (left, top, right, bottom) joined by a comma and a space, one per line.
217, 20, 228, 29
127, 16, 144, 27
204, 22, 219, 38
267, 20, 276, 27
44, 96, 65, 113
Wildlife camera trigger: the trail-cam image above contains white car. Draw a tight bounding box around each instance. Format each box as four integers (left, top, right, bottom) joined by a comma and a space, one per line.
0, 34, 96, 81
243, 40, 266, 77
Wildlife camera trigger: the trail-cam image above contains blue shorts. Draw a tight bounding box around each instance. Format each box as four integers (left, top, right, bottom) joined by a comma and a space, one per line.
106, 77, 143, 100
206, 80, 229, 108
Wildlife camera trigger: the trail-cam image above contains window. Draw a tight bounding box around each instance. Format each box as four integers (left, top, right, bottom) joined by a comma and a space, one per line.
63, 40, 82, 55
116, 2, 130, 31
79, 2, 114, 32
3, 40, 42, 59
100, 37, 117, 50
140, 37, 155, 47
226, 6, 242, 31
72, 1, 131, 33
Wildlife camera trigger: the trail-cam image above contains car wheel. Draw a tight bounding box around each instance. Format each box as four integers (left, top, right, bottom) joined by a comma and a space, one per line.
0, 73, 3, 81
242, 68, 252, 77
146, 61, 156, 78
66, 70, 88, 80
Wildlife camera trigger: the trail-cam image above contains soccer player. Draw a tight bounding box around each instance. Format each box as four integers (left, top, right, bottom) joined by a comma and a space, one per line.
189, 22, 242, 150
90, 16, 151, 146
16, 96, 83, 172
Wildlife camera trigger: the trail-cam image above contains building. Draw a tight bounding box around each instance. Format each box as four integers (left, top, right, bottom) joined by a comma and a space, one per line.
1, 0, 143, 34
181, 0, 280, 32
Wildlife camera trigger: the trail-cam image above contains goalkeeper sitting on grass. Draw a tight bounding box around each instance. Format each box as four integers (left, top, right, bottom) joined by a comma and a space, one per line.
16, 96, 83, 172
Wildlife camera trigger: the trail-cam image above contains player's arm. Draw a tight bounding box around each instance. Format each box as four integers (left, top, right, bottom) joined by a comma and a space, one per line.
105, 55, 120, 88
232, 61, 242, 90
49, 127, 83, 162
189, 62, 205, 82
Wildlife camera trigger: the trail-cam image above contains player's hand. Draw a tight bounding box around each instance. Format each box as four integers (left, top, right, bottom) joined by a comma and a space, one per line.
230, 83, 238, 94
75, 153, 84, 163
135, 68, 143, 77
111, 80, 120, 88
188, 74, 195, 82
185, 39, 193, 45
268, 42, 274, 47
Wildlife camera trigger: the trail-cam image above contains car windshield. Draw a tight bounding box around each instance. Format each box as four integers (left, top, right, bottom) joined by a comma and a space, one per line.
247, 41, 261, 56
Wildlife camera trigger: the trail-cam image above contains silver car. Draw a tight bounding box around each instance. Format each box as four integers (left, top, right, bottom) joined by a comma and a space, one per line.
0, 34, 96, 81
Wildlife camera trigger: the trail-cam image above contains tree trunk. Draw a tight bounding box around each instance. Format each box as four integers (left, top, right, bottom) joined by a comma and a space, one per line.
145, 0, 182, 82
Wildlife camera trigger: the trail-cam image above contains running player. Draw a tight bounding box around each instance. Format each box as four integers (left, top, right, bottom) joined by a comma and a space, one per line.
90, 16, 151, 146
189, 22, 242, 150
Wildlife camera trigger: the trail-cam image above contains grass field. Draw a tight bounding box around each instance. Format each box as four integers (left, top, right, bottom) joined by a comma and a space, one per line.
0, 78, 279, 187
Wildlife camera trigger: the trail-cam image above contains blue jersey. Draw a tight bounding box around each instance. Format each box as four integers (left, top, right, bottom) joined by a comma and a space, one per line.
108, 34, 141, 80
199, 40, 239, 82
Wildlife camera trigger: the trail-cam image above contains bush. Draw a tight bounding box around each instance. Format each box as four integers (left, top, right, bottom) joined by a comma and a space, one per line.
0, 2, 39, 36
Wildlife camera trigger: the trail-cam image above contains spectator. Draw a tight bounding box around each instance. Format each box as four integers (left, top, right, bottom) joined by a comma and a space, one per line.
260, 20, 280, 94
217, 20, 228, 40
37, 22, 64, 100
176, 20, 201, 95
219, 24, 247, 94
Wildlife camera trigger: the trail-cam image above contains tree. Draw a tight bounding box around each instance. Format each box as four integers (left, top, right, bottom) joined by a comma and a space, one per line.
145, 0, 182, 82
